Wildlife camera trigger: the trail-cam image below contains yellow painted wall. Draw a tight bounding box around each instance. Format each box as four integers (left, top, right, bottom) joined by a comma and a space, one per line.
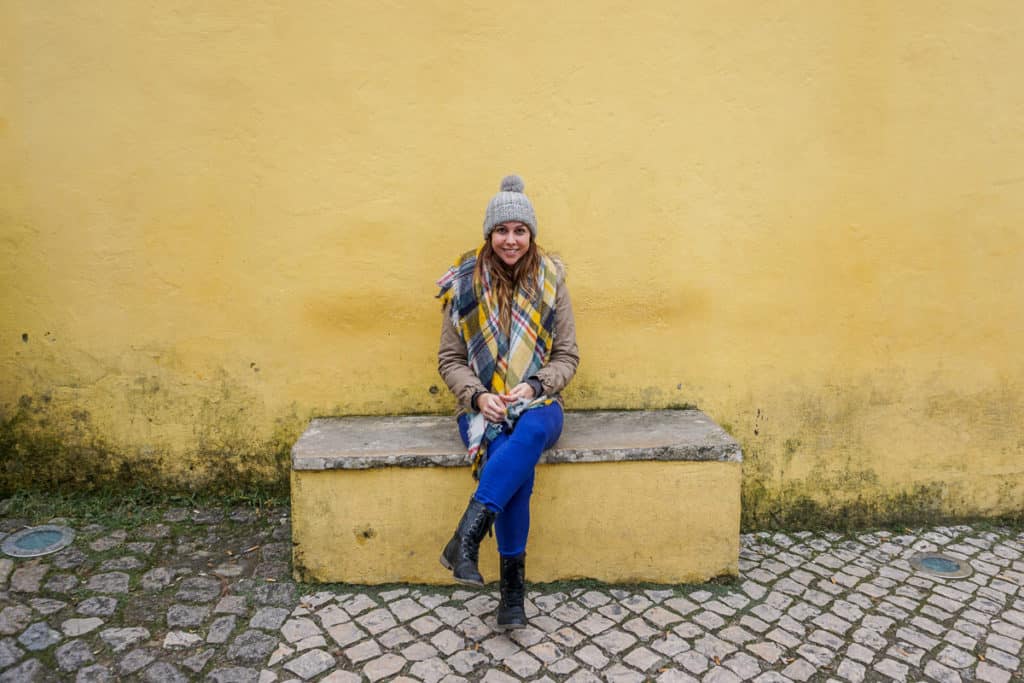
2, 2, 1022, 525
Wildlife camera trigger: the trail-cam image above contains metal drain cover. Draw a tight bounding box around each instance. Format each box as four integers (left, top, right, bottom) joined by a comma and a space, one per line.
909, 552, 973, 579
1, 525, 76, 558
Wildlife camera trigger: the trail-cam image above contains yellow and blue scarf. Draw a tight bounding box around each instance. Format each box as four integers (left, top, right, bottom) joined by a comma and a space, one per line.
437, 247, 559, 477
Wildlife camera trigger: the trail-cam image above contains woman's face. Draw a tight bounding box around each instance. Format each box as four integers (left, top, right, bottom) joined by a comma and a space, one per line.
490, 221, 531, 267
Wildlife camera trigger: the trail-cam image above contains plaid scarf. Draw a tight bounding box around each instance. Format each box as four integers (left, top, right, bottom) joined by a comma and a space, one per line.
437, 247, 559, 477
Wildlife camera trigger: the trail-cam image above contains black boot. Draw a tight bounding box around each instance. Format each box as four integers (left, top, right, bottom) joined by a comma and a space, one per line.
497, 553, 527, 630
439, 497, 495, 586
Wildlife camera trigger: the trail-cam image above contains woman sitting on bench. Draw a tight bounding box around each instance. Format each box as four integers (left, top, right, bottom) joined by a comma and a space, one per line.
435, 174, 580, 630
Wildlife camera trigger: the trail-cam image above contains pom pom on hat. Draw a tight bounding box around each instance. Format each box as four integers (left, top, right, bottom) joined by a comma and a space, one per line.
483, 174, 537, 239
500, 175, 525, 193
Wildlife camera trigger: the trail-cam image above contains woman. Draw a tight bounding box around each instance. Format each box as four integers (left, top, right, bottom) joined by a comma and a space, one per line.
436, 175, 579, 630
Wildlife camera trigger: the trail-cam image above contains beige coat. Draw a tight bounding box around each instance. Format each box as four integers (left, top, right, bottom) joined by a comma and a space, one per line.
437, 274, 580, 413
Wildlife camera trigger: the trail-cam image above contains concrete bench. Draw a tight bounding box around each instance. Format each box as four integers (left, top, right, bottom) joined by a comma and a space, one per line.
290, 409, 742, 585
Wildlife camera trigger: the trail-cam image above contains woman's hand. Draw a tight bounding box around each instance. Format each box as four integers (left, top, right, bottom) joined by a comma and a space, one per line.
477, 393, 507, 423
505, 383, 536, 402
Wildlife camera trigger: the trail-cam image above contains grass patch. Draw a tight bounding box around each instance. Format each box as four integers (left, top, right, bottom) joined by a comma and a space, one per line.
0, 485, 289, 527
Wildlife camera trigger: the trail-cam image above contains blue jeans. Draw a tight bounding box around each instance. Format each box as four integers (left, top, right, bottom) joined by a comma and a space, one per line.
457, 402, 564, 557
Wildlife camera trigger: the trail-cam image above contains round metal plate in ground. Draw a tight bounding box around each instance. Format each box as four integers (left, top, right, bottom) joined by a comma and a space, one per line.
908, 552, 973, 579
1, 525, 76, 558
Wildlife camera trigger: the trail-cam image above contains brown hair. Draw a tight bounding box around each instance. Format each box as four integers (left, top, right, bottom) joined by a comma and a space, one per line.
475, 238, 542, 330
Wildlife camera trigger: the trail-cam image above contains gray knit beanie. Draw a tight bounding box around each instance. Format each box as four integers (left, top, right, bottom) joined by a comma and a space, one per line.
483, 175, 537, 239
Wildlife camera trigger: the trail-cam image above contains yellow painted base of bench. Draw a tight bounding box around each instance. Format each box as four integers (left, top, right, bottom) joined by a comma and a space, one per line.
292, 460, 741, 585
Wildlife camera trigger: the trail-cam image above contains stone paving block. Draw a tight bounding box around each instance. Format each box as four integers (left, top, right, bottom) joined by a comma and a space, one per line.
54, 638, 94, 672
174, 645, 209, 673
837, 658, 866, 683
455, 615, 489, 641
436, 606, 470, 627
480, 634, 518, 660
777, 615, 806, 637
344, 638, 382, 663
0, 606, 32, 637
750, 604, 783, 623
503, 649, 542, 676
722, 651, 761, 678
889, 641, 928, 666
294, 634, 326, 651
267, 642, 294, 666
808, 629, 843, 651
141, 567, 174, 591
987, 632, 1021, 654
780, 657, 816, 681
325, 621, 364, 649
397, 640, 435, 662
873, 657, 909, 681
796, 643, 834, 667
379, 625, 416, 648
227, 630, 279, 664
164, 630, 204, 648
208, 615, 238, 644
167, 603, 210, 628
765, 628, 800, 649
664, 597, 699, 616
975, 661, 1012, 683
894, 625, 939, 650
447, 648, 488, 674
508, 625, 545, 648
254, 583, 298, 607
674, 649, 710, 674
28, 597, 66, 615
59, 617, 103, 637
280, 617, 320, 643
719, 625, 757, 645
983, 646, 1019, 671
991, 619, 1024, 640
935, 643, 975, 669
624, 645, 663, 671
410, 657, 452, 683
646, 605, 685, 627
704, 600, 736, 617
693, 611, 727, 629
315, 604, 349, 628
250, 607, 290, 631
18, 622, 62, 651
282, 649, 334, 680
746, 641, 782, 664
851, 627, 887, 650
144, 661, 188, 683
655, 668, 699, 682
430, 629, 465, 656
216, 596, 249, 616
207, 667, 260, 683
622, 616, 659, 639
575, 612, 615, 636
0, 637, 23, 669
87, 572, 130, 594
739, 615, 770, 633
119, 647, 156, 674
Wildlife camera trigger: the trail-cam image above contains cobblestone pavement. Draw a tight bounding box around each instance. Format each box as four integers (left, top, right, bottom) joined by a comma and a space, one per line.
0, 506, 1022, 682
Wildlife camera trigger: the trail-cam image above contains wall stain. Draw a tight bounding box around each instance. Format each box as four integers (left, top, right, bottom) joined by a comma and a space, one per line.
0, 386, 303, 497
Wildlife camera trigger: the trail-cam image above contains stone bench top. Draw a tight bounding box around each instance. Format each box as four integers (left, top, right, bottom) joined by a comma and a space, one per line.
292, 409, 742, 471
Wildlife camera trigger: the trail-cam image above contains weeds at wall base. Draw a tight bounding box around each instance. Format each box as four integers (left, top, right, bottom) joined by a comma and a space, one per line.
0, 394, 294, 500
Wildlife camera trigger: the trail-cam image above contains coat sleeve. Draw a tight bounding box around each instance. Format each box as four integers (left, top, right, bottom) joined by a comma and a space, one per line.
533, 277, 580, 396
437, 307, 488, 412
